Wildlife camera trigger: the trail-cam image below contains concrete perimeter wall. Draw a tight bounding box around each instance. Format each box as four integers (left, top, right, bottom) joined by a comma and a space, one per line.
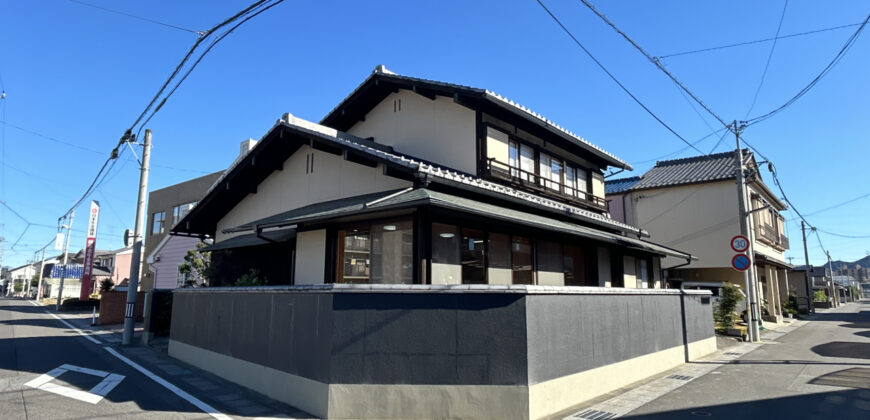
169, 285, 715, 419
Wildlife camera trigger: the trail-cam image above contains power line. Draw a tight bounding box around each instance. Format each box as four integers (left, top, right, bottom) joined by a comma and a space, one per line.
707, 127, 731, 154
657, 22, 866, 60
0, 121, 103, 155
817, 229, 870, 239
630, 127, 727, 166
744, 0, 788, 118
789, 190, 870, 221
534, 0, 705, 154
745, 11, 870, 126
127, 0, 275, 133
67, 0, 204, 36
576, 0, 731, 131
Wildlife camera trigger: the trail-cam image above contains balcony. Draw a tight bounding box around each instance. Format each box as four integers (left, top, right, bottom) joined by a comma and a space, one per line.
484, 158, 609, 212
756, 223, 789, 250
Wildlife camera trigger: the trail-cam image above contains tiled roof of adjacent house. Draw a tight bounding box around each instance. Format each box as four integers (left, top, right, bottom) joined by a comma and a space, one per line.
628, 150, 749, 191
605, 176, 641, 195
321, 65, 632, 170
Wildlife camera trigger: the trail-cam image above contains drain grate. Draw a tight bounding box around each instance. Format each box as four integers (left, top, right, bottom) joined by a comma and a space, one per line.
724, 352, 743, 356
667, 374, 694, 381
574, 409, 617, 419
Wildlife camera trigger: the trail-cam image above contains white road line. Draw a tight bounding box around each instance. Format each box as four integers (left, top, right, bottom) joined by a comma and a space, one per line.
104, 347, 232, 420
60, 363, 109, 377
90, 373, 126, 397
45, 311, 101, 344
29, 302, 233, 419
26, 300, 40, 307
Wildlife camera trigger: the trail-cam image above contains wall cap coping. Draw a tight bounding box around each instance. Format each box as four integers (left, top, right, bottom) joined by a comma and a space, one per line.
172, 284, 712, 296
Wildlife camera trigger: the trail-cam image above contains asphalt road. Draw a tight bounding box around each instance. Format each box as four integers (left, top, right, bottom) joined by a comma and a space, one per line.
626, 300, 870, 419
0, 297, 212, 419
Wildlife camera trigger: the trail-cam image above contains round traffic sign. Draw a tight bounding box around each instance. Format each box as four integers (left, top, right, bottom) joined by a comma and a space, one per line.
732, 254, 751, 271
731, 235, 749, 252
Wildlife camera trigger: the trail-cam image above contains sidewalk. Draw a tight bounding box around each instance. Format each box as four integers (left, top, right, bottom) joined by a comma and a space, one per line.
551, 315, 811, 420
37, 302, 316, 419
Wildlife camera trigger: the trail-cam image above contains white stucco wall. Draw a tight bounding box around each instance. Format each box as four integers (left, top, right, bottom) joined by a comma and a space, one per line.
431, 263, 461, 285
347, 90, 478, 174
634, 181, 740, 269
623, 255, 637, 288
294, 229, 326, 285
215, 145, 411, 242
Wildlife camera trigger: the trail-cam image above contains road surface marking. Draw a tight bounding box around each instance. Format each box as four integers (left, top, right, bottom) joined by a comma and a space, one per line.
105, 347, 232, 420
45, 311, 101, 344
24, 364, 125, 404
26, 302, 233, 420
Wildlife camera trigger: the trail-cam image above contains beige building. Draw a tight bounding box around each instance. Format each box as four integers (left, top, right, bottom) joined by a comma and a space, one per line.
607, 150, 792, 322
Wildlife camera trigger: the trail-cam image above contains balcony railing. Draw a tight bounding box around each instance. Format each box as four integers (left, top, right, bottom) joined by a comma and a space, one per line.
484, 158, 609, 212
756, 223, 789, 250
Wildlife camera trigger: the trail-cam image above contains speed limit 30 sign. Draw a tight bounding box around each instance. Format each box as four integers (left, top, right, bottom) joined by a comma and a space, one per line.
731, 235, 749, 252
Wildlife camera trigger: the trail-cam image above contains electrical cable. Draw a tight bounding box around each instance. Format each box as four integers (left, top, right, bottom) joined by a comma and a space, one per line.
534, 0, 705, 154
817, 229, 870, 239
657, 22, 865, 60
745, 11, 870, 126
707, 127, 731, 154
67, 0, 204, 35
788, 190, 870, 221
576, 0, 731, 131
745, 0, 788, 118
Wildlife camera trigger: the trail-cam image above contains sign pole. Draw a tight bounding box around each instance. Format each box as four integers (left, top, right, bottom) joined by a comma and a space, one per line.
80, 201, 100, 300
733, 122, 760, 342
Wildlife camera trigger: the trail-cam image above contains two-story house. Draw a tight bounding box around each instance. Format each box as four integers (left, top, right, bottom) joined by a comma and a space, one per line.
166, 67, 714, 419
172, 66, 691, 289
606, 150, 792, 321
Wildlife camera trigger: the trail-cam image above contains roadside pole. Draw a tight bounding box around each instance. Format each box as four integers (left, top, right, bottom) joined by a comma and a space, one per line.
801, 221, 814, 314
56, 210, 75, 310
733, 122, 760, 342
122, 129, 151, 345
827, 252, 838, 307
36, 248, 46, 300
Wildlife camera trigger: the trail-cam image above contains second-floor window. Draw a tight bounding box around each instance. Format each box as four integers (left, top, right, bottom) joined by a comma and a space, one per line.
496, 128, 591, 202
173, 202, 197, 226
152, 212, 166, 235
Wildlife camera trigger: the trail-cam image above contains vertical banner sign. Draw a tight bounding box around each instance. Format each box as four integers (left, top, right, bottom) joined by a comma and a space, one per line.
80, 201, 100, 300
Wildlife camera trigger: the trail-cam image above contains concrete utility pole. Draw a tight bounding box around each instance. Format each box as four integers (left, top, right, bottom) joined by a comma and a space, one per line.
56, 210, 75, 310
733, 122, 760, 342
36, 247, 46, 300
801, 221, 814, 314
122, 129, 151, 345
827, 252, 838, 306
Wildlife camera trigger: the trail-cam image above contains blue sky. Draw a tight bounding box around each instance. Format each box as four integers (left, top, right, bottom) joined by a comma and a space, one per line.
0, 0, 868, 268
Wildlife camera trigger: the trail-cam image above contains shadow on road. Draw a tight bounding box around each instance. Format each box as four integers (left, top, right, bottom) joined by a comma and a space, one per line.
624, 388, 870, 419
812, 341, 870, 360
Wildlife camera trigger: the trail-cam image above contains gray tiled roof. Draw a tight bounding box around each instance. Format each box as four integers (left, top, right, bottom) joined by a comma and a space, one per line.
629, 150, 749, 192
223, 187, 690, 260
322, 66, 631, 170
279, 114, 646, 236
605, 176, 641, 195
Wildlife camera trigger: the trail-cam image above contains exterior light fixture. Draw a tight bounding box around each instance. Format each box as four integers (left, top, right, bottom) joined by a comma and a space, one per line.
383, 225, 397, 231
439, 233, 455, 238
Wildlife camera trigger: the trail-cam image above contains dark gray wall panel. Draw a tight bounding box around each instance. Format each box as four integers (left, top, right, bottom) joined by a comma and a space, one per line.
525, 293, 706, 385
329, 293, 527, 386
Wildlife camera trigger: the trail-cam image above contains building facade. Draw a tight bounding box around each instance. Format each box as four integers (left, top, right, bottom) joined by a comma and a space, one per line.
168, 67, 711, 419
607, 151, 792, 321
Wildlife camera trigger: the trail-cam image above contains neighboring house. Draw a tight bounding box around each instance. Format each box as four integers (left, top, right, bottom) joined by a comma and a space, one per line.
7, 263, 36, 295
107, 246, 133, 287
40, 262, 111, 299
174, 66, 692, 289
606, 150, 792, 321
146, 234, 203, 288
141, 170, 224, 291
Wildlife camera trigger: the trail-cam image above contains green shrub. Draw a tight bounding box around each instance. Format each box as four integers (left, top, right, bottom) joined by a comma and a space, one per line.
813, 290, 828, 302
234, 268, 265, 287
714, 283, 744, 331
99, 278, 115, 293
60, 298, 100, 310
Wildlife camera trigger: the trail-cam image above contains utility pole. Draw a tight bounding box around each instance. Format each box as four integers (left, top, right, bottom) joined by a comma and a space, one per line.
122, 129, 151, 345
733, 122, 760, 342
801, 221, 814, 314
36, 247, 46, 300
56, 210, 75, 310
827, 252, 838, 306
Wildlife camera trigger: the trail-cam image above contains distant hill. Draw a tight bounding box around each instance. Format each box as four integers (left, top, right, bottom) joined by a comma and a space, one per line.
831, 255, 870, 269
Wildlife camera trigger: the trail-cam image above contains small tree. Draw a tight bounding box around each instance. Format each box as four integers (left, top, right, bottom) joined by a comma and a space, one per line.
813, 290, 828, 302
30, 275, 39, 289
234, 268, 264, 287
178, 241, 214, 287
99, 278, 115, 293
714, 283, 744, 331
